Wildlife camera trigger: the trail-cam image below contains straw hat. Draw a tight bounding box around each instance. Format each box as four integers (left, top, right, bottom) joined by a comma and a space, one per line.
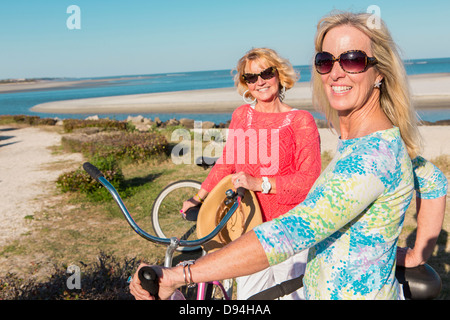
196, 175, 263, 253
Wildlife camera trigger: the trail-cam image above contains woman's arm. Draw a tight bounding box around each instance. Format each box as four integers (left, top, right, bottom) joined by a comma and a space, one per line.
181, 108, 247, 213
397, 156, 448, 267
130, 231, 269, 300
397, 196, 446, 267
199, 109, 245, 193
275, 112, 322, 204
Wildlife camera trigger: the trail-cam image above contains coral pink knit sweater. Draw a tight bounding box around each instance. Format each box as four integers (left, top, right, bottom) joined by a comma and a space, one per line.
202, 104, 322, 221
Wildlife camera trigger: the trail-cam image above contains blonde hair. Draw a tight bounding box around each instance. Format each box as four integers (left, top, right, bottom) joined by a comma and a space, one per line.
234, 48, 298, 100
312, 11, 422, 158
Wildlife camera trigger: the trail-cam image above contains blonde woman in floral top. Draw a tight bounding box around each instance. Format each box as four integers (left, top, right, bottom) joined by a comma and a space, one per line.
130, 12, 447, 300
254, 129, 446, 299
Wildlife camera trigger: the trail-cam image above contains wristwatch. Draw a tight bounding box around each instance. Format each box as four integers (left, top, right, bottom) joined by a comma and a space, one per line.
261, 177, 271, 194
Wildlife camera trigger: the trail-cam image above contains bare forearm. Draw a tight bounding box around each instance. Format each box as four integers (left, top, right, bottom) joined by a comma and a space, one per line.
172, 231, 269, 288
196, 188, 209, 201
412, 196, 446, 263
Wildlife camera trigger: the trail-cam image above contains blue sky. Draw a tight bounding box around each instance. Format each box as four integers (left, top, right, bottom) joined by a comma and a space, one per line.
1, 0, 449, 79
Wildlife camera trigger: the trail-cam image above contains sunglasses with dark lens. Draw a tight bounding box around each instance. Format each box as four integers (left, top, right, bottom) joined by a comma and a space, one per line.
242, 66, 277, 84
314, 50, 378, 75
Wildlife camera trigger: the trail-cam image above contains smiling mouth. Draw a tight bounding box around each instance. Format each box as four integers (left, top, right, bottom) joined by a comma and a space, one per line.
331, 86, 352, 94
257, 87, 270, 92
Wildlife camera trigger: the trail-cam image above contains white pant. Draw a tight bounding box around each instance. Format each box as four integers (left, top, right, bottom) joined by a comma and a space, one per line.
236, 250, 308, 300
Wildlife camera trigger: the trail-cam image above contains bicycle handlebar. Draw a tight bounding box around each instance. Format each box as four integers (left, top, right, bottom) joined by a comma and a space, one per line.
83, 162, 245, 248
83, 162, 104, 182
83, 162, 249, 299
138, 266, 160, 299
247, 275, 304, 300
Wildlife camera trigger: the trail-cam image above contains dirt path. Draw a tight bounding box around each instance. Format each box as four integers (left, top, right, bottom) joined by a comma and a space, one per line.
0, 125, 83, 247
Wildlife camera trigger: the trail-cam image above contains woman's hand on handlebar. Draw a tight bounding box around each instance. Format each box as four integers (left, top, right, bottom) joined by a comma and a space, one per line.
396, 246, 425, 268
130, 263, 181, 300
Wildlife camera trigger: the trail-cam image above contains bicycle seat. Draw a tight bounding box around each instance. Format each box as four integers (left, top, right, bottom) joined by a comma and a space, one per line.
395, 264, 442, 300
195, 156, 218, 169
183, 204, 200, 222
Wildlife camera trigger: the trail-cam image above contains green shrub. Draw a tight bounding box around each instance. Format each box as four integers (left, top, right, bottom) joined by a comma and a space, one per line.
62, 131, 169, 161
62, 118, 129, 133
0, 115, 57, 126
57, 155, 124, 201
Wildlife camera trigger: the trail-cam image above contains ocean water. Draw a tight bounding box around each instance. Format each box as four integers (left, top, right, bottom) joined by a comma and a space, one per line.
1, 57, 449, 124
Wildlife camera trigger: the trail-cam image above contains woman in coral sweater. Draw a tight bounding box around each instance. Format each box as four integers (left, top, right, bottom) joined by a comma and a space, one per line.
181, 48, 322, 299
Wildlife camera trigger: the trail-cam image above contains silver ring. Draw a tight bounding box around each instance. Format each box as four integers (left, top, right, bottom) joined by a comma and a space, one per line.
236, 179, 240, 183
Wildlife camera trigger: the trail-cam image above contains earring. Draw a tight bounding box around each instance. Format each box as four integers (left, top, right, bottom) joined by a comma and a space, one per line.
374, 80, 382, 88
279, 86, 286, 101
242, 90, 256, 105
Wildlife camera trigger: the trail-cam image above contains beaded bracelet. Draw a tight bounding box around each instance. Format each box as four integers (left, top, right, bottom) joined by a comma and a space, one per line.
194, 193, 204, 203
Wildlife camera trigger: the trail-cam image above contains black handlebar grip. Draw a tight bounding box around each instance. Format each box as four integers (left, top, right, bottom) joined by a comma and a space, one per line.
82, 162, 104, 182
247, 275, 303, 300
236, 187, 246, 199
281, 275, 304, 296
138, 266, 160, 299
396, 264, 442, 300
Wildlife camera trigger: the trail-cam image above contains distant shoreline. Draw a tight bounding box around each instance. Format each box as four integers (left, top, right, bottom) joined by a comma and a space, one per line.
1, 72, 449, 92
0, 77, 145, 94
0, 72, 448, 115
27, 73, 450, 115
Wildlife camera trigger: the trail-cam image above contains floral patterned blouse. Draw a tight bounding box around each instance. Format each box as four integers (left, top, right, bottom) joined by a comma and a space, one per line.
412, 156, 447, 199
254, 127, 447, 299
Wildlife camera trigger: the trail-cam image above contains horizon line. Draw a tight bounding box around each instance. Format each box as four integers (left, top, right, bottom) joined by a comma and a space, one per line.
2, 56, 450, 82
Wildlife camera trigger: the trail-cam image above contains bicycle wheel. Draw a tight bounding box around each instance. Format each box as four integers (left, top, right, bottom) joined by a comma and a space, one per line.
151, 180, 202, 252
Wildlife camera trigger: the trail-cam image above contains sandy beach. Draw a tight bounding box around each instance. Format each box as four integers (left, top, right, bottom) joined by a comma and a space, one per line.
26, 73, 450, 114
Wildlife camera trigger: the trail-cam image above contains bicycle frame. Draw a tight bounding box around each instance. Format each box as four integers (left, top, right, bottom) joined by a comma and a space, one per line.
197, 281, 231, 300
